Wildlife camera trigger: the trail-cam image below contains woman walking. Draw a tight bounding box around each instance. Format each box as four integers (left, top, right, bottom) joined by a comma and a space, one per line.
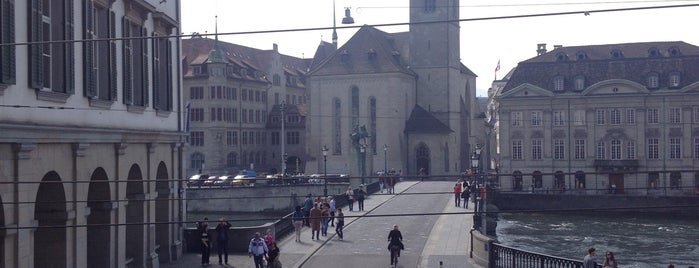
346, 187, 355, 211
291, 206, 304, 242
335, 208, 344, 240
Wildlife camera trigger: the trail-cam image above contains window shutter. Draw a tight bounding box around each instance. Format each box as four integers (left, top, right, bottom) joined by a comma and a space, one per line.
166, 39, 173, 110
109, 11, 117, 100
142, 27, 149, 107
152, 34, 160, 110
64, 0, 74, 94
83, 0, 96, 97
0, 0, 16, 84
122, 17, 132, 105
28, 0, 44, 89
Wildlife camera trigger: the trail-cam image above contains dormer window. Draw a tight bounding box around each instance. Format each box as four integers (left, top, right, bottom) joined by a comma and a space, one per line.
669, 72, 681, 88
610, 49, 624, 59
340, 50, 350, 62
193, 66, 201, 75
647, 73, 659, 89
553, 76, 565, 92
367, 49, 377, 60
555, 52, 568, 62
574, 76, 585, 91
240, 68, 248, 77
648, 47, 660, 58
575, 51, 588, 60
668, 46, 681, 57
273, 74, 281, 86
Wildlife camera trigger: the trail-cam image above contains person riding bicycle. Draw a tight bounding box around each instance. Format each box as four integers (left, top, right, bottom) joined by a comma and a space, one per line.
387, 224, 404, 265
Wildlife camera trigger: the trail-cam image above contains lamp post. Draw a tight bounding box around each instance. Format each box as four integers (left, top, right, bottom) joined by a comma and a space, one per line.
383, 144, 388, 175
471, 145, 482, 230
280, 101, 286, 176
360, 144, 366, 185
322, 145, 329, 197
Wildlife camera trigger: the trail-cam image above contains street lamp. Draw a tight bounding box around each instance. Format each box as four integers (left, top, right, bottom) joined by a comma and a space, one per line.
383, 144, 388, 175
471, 145, 482, 230
332, 0, 355, 48
322, 145, 329, 197
280, 102, 286, 176
359, 144, 366, 185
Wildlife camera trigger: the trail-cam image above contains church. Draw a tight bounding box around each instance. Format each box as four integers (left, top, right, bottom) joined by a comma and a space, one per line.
306, 0, 482, 182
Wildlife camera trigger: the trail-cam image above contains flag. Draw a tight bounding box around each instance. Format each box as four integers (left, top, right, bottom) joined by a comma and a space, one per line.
495, 60, 501, 73
184, 102, 191, 144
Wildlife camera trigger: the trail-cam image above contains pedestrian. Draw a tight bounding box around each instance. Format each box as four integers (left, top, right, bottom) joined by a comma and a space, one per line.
335, 208, 344, 240
328, 196, 336, 227
302, 194, 313, 227
388, 176, 396, 194
583, 247, 597, 268
262, 228, 274, 249
197, 217, 210, 266
215, 218, 231, 265
453, 182, 462, 207
346, 187, 355, 211
462, 185, 471, 208
248, 232, 268, 268
320, 202, 330, 236
309, 203, 321, 240
356, 187, 366, 211
291, 206, 304, 242
379, 176, 385, 193
602, 251, 618, 268
265, 241, 281, 268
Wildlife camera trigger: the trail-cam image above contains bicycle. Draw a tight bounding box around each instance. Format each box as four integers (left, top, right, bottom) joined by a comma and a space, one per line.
389, 244, 401, 267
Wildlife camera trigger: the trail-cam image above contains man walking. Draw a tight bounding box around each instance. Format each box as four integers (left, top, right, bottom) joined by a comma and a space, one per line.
329, 196, 336, 227
302, 194, 313, 227
248, 232, 268, 268
583, 247, 596, 268
215, 218, 232, 264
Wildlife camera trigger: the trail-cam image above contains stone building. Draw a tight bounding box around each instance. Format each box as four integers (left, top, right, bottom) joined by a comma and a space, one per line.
306, 0, 481, 182
0, 0, 184, 267
495, 42, 699, 195
181, 37, 309, 176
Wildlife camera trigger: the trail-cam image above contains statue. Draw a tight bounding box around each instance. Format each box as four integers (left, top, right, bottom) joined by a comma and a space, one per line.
350, 125, 370, 149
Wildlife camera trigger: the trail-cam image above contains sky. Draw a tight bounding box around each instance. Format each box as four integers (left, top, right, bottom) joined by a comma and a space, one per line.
180, 0, 699, 97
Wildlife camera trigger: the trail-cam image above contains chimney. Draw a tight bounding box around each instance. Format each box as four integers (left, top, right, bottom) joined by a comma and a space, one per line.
273, 43, 278, 52
553, 45, 563, 50
537, 43, 547, 55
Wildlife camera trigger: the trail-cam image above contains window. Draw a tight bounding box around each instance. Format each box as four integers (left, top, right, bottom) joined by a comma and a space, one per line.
575, 139, 586, 159
273, 74, 280, 86
596, 142, 606, 159
190, 132, 204, 146
152, 31, 172, 110
694, 107, 699, 123
351, 87, 359, 128
190, 86, 204, 99
554, 139, 565, 160
255, 110, 261, 123
626, 141, 636, 159
209, 108, 215, 121
531, 139, 542, 160
647, 138, 659, 159
553, 111, 565, 126
226, 152, 237, 167
625, 108, 636, 124
424, 0, 436, 12
647, 73, 659, 89
227, 131, 237, 146
242, 109, 247, 123
574, 76, 585, 91
511, 111, 522, 127
533, 171, 543, 188
596, 110, 606, 125
122, 17, 148, 106
610, 109, 621, 125
669, 73, 681, 88
573, 110, 586, 126
241, 88, 247, 101
670, 138, 681, 159
553, 76, 564, 92
271, 132, 279, 145
286, 131, 300, 145
695, 138, 699, 159
647, 108, 659, 124
670, 172, 681, 189
190, 153, 205, 169
648, 172, 659, 189
531, 111, 542, 126
86, 3, 118, 101
610, 139, 622, 160
0, 0, 16, 85
669, 107, 681, 124
29, 0, 74, 94
242, 132, 248, 145
370, 97, 377, 153
512, 140, 523, 160
190, 108, 203, 122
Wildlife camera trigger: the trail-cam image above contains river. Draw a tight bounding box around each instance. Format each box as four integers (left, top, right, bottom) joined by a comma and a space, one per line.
496, 213, 699, 267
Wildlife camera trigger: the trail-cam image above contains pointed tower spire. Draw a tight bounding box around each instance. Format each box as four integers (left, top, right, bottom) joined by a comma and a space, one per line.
206, 15, 226, 63
332, 1, 338, 48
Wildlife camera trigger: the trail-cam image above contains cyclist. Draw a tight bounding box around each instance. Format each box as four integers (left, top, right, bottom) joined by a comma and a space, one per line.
387, 224, 404, 266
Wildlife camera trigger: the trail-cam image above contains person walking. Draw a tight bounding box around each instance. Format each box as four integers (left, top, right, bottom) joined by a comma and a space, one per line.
388, 175, 396, 194
583, 247, 597, 268
291, 206, 304, 242
265, 241, 281, 268
328, 196, 336, 227
248, 232, 268, 268
453, 182, 462, 207
214, 218, 231, 265
387, 224, 404, 266
262, 228, 274, 249
320, 202, 330, 237
309, 203, 321, 240
302, 194, 313, 227
346, 187, 355, 211
197, 218, 210, 266
462, 185, 471, 208
356, 187, 366, 211
335, 208, 344, 240
602, 251, 618, 268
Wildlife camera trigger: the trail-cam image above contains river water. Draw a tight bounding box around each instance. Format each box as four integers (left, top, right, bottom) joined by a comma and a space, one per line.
496, 213, 699, 267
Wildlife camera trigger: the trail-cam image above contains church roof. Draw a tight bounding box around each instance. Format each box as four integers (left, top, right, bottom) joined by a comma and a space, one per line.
503, 41, 699, 93
309, 41, 337, 70
404, 105, 453, 134
308, 25, 416, 77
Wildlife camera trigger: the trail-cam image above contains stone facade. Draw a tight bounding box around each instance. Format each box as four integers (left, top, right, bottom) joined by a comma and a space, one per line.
0, 0, 184, 267
495, 42, 699, 195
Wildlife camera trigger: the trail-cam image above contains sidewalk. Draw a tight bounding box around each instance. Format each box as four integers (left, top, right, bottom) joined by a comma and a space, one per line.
162, 181, 481, 268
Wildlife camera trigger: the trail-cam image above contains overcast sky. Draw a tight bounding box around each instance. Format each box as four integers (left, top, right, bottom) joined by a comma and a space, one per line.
181, 0, 699, 96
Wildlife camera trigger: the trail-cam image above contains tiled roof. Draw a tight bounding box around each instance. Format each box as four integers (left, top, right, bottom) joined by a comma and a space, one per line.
404, 105, 453, 134
503, 41, 699, 93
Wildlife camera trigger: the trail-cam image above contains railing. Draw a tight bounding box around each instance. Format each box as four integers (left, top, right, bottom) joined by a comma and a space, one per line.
489, 242, 602, 268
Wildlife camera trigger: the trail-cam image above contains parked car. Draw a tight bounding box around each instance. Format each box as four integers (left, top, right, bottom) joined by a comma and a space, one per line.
202, 176, 219, 187
231, 170, 257, 186
266, 174, 283, 185
308, 174, 323, 184
187, 174, 209, 187
214, 175, 233, 187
